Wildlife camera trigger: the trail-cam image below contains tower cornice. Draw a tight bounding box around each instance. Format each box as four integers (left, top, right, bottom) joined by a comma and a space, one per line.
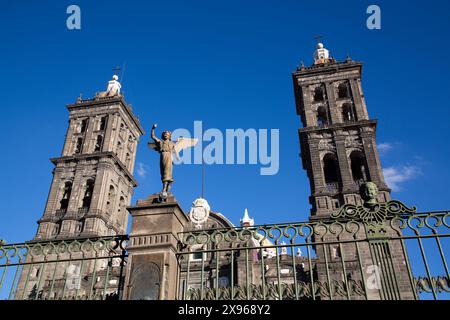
292, 60, 363, 79
50, 151, 138, 187
67, 96, 145, 136
298, 119, 377, 135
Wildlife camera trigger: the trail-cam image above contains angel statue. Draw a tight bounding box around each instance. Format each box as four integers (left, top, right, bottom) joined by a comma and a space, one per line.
148, 124, 198, 197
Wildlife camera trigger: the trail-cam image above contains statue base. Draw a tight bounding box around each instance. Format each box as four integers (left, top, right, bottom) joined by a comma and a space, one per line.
123, 193, 188, 300
158, 191, 169, 202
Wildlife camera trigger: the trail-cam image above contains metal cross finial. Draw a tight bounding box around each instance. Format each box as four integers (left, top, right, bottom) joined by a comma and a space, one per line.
113, 63, 127, 86
346, 52, 352, 61
314, 35, 323, 43
113, 65, 121, 75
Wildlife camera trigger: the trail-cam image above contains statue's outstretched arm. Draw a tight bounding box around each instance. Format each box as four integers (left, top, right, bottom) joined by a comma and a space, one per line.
151, 124, 161, 144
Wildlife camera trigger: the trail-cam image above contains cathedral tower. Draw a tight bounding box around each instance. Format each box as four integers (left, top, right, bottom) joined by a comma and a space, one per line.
292, 43, 390, 219
34, 76, 144, 239
292, 44, 415, 300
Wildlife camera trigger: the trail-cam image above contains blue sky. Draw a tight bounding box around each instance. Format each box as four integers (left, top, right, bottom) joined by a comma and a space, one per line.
1, 0, 450, 243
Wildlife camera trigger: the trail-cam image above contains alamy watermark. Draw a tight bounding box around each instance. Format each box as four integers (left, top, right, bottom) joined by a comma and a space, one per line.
66, 5, 381, 31
66, 5, 81, 30
171, 121, 279, 176
366, 264, 382, 290
65, 263, 81, 290
367, 5, 381, 30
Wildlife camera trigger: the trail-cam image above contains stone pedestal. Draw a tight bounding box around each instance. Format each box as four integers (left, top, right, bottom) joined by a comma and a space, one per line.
123, 193, 188, 300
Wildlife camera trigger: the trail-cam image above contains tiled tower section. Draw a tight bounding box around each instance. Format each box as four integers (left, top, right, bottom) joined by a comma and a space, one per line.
35, 81, 144, 239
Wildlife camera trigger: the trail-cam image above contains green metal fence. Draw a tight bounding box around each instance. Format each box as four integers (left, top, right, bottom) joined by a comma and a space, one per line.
176, 209, 450, 300
0, 235, 128, 300
1, 210, 449, 300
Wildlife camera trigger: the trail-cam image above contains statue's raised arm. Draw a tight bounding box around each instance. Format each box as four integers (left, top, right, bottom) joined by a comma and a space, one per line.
148, 123, 162, 152
151, 124, 161, 144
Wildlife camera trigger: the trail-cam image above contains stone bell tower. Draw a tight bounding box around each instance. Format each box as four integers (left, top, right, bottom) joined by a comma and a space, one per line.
292, 44, 416, 300
292, 42, 391, 220
34, 75, 144, 239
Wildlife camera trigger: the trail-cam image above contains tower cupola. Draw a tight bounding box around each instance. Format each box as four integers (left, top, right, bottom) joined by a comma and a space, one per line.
313, 42, 330, 65
240, 208, 254, 227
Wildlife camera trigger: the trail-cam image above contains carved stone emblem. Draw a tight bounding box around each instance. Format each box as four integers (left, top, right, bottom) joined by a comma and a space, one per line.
189, 198, 211, 227
331, 182, 416, 224
318, 138, 335, 152
345, 135, 362, 149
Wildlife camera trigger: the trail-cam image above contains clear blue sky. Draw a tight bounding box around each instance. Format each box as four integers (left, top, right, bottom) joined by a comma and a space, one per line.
1, 0, 450, 243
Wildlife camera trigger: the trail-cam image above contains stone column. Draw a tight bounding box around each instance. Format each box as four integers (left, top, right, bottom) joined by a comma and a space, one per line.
128, 138, 138, 174
102, 114, 115, 153
308, 138, 326, 193
82, 116, 96, 154
123, 194, 188, 300
67, 166, 84, 213
334, 133, 353, 191
43, 168, 63, 215
62, 119, 75, 156
325, 82, 339, 124
361, 132, 388, 189
89, 161, 110, 213
302, 87, 316, 127
349, 79, 367, 120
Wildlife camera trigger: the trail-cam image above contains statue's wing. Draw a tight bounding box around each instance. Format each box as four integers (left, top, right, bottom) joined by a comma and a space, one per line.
148, 142, 159, 151
174, 138, 199, 155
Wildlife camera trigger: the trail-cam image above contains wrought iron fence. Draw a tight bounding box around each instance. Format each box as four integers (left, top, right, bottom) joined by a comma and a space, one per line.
1, 209, 449, 300
176, 208, 450, 300
0, 235, 128, 300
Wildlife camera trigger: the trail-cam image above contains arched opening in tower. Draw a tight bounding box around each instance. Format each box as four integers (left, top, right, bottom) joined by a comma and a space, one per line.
99, 116, 108, 131
80, 118, 88, 133
349, 150, 369, 183
81, 179, 95, 209
125, 153, 131, 169
75, 137, 83, 154
338, 82, 350, 99
323, 153, 340, 187
106, 185, 115, 215
59, 181, 72, 211
314, 86, 325, 101
116, 141, 122, 157
317, 106, 329, 126
94, 135, 103, 152
342, 103, 356, 122
118, 196, 126, 228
